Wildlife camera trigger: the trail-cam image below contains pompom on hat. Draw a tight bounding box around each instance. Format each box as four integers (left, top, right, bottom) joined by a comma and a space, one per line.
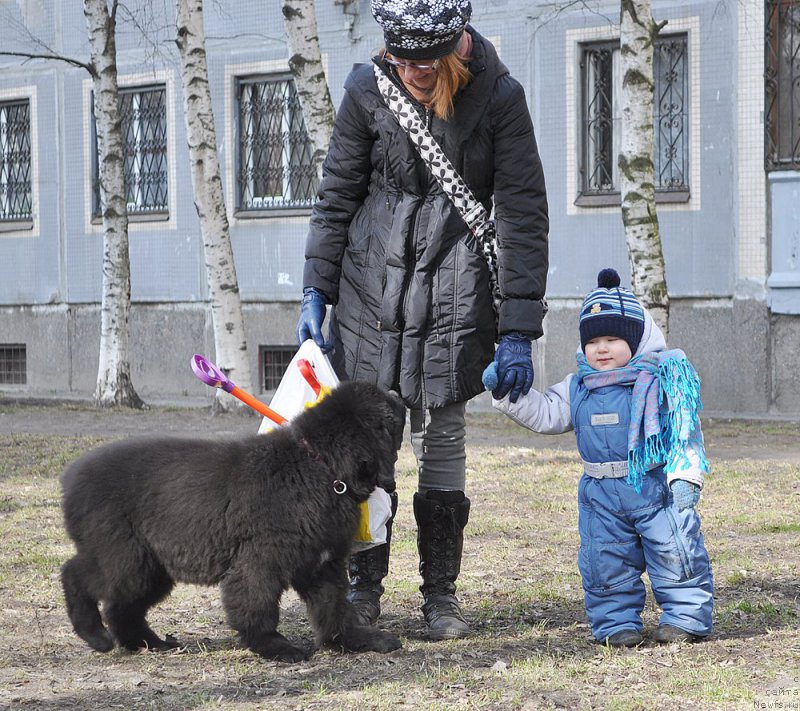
371, 0, 472, 60
579, 268, 645, 356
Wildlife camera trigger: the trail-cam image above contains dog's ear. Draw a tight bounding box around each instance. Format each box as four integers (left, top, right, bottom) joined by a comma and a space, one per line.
355, 442, 396, 497
366, 391, 404, 491
383, 391, 406, 452
348, 391, 404, 496
356, 458, 381, 491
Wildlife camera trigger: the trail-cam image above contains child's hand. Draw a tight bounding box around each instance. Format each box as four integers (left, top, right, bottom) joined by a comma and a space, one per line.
670, 479, 701, 510
482, 362, 498, 391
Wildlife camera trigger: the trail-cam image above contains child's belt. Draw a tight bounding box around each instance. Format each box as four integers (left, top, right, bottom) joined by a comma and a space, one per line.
582, 460, 661, 479
582, 460, 629, 478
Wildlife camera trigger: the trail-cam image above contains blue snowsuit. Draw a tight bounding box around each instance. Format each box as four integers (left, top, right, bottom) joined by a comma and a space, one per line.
570, 377, 714, 640
493, 310, 714, 640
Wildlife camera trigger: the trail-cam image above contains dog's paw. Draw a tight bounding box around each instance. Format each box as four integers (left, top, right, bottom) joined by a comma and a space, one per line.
82, 629, 114, 653
369, 629, 402, 653
155, 634, 182, 651
249, 635, 311, 663
339, 626, 402, 654
266, 644, 311, 663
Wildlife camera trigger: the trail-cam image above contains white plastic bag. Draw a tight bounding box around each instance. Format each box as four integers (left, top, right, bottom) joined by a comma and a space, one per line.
259, 340, 392, 551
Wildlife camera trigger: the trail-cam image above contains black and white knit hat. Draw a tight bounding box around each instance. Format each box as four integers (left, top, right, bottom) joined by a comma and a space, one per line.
371, 0, 472, 60
579, 268, 645, 355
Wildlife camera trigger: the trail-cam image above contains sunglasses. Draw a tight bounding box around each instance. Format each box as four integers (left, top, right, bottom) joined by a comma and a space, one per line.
382, 51, 440, 74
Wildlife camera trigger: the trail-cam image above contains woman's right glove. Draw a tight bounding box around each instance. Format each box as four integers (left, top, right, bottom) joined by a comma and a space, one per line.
670, 479, 701, 510
296, 287, 331, 353
489, 332, 534, 403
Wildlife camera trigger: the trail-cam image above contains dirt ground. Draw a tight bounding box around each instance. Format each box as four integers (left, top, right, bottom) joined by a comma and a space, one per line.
1, 398, 798, 710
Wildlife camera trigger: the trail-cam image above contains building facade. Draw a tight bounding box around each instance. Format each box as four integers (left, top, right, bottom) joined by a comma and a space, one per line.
0, 0, 798, 414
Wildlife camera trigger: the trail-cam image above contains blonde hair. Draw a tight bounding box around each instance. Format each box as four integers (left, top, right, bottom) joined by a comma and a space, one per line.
429, 52, 471, 120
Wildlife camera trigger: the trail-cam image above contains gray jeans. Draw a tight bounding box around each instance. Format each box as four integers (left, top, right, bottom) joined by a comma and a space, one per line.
410, 401, 467, 493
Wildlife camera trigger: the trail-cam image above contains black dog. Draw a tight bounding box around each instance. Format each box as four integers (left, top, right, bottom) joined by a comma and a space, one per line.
60, 381, 405, 662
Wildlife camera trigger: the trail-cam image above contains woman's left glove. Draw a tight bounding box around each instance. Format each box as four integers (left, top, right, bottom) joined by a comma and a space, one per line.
491, 332, 534, 403
670, 479, 701, 510
296, 287, 332, 353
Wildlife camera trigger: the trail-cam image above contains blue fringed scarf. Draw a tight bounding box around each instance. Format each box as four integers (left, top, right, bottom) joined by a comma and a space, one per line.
576, 349, 710, 492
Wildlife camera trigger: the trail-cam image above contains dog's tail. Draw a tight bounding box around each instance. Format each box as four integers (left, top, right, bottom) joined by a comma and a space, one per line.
61, 555, 114, 652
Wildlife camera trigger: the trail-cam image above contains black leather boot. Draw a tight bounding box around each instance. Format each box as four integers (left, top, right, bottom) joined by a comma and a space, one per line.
347, 491, 398, 626
414, 489, 471, 640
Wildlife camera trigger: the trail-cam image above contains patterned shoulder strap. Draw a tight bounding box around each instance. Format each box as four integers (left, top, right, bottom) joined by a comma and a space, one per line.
373, 64, 491, 237
374, 63, 502, 321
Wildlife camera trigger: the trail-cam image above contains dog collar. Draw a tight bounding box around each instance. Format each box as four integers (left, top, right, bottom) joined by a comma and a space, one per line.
300, 436, 358, 499
332, 480, 348, 495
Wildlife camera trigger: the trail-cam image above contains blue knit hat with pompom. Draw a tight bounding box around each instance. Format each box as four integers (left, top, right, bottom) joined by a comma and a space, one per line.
579, 268, 645, 355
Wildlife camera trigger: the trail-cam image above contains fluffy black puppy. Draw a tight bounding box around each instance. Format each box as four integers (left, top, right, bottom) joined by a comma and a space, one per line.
60, 381, 405, 662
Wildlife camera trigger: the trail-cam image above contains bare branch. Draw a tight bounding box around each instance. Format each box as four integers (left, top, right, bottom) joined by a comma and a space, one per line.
115, 1, 175, 67
534, 0, 616, 36
205, 32, 285, 43
0, 6, 95, 74
0, 50, 95, 76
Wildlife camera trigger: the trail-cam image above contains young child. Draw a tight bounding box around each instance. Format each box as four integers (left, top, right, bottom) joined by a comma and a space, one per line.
485, 268, 714, 647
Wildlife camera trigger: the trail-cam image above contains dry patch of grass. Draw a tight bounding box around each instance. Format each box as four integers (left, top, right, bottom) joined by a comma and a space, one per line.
0, 422, 798, 710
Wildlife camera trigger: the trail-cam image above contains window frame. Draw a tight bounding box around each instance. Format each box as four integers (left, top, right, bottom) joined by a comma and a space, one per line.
0, 98, 33, 229
234, 73, 318, 215
91, 83, 169, 221
259, 345, 297, 392
576, 32, 691, 207
0, 343, 27, 386
765, 0, 800, 171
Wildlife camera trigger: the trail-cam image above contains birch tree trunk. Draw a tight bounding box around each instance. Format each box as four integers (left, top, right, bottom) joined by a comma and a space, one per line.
282, 0, 336, 179
176, 0, 252, 411
619, 0, 669, 336
84, 0, 145, 409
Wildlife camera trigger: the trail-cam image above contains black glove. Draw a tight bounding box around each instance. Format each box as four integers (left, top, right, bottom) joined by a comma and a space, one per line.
492, 332, 534, 403
295, 287, 331, 353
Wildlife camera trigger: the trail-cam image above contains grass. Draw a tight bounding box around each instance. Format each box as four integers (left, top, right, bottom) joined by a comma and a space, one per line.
0, 414, 798, 709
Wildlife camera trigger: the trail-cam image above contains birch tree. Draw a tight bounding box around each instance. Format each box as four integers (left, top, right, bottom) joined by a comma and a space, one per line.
282, 0, 336, 179
84, 0, 146, 408
618, 0, 669, 335
176, 0, 252, 411
0, 3, 144, 408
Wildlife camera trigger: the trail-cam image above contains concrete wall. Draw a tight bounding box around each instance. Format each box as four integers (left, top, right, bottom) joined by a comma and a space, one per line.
0, 301, 298, 403
4, 298, 797, 417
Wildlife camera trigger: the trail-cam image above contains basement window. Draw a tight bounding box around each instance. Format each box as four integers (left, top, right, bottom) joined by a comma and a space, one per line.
260, 345, 296, 392
0, 344, 26, 385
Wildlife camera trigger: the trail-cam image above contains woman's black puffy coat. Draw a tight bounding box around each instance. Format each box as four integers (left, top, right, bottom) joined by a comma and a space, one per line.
304, 29, 548, 409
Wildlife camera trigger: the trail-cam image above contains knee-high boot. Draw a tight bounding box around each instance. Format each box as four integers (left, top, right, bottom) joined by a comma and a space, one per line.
414, 489, 471, 640
347, 491, 398, 626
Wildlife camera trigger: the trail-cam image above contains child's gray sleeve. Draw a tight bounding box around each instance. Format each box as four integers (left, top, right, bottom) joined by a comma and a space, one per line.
492, 374, 574, 434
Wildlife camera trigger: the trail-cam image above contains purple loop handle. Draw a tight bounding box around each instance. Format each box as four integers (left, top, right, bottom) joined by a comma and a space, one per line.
191, 354, 236, 393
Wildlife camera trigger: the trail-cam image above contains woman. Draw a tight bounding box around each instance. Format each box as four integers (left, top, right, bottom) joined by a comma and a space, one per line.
296, 0, 549, 640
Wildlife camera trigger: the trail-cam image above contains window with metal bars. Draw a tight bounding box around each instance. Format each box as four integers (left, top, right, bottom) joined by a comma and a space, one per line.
92, 85, 169, 217
579, 34, 689, 201
0, 100, 32, 222
766, 0, 800, 170
236, 75, 318, 211
260, 345, 297, 391
0, 344, 26, 385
